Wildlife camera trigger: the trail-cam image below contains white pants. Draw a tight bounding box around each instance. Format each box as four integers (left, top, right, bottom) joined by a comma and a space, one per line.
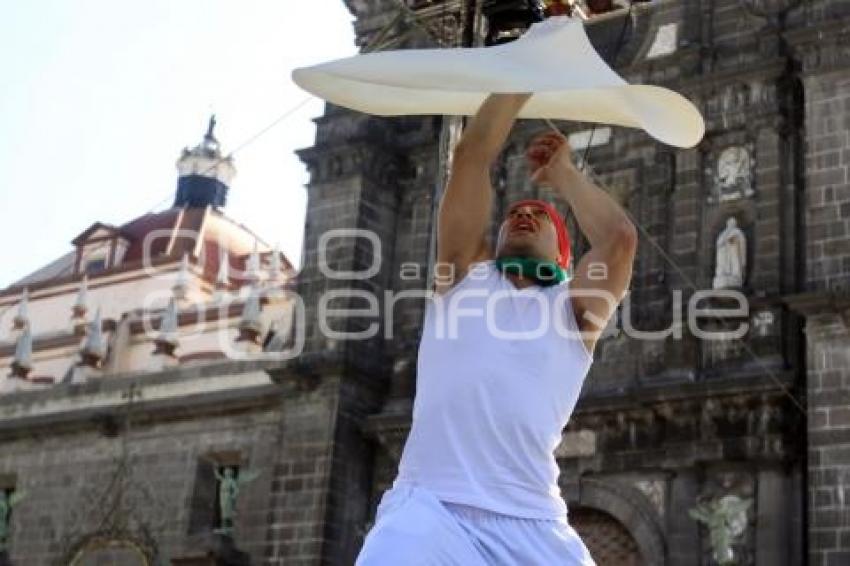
356, 484, 596, 566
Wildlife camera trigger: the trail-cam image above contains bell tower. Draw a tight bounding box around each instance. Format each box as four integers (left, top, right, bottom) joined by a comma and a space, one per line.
174, 115, 236, 208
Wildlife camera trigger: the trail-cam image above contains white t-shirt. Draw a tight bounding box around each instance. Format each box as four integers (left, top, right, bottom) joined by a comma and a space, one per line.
394, 261, 593, 519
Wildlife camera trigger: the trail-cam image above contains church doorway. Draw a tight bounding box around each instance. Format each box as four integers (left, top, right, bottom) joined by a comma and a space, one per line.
570, 506, 644, 566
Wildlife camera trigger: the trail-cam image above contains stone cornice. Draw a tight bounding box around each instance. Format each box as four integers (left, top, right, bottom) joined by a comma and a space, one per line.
784, 291, 850, 338
299, 139, 406, 186
783, 17, 850, 48
267, 353, 344, 393
297, 139, 394, 163
0, 360, 286, 439
0, 319, 117, 357
0, 297, 278, 356
267, 350, 388, 398
0, 255, 180, 304
784, 291, 850, 317
784, 17, 850, 75
125, 302, 249, 335
362, 371, 799, 457
574, 372, 796, 415
361, 408, 412, 460
676, 59, 787, 97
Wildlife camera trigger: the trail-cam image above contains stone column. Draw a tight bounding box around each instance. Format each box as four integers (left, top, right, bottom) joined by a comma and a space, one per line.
788, 293, 850, 565
667, 469, 700, 566
755, 465, 791, 566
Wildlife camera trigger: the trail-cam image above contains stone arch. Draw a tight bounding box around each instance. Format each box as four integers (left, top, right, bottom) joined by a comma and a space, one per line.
569, 478, 666, 566
63, 532, 157, 566
569, 506, 642, 565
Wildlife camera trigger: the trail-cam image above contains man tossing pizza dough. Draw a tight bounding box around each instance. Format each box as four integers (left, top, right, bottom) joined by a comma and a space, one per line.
356, 94, 637, 565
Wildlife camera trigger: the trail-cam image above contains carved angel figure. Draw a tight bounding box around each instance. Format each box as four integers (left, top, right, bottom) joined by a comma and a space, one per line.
689, 494, 752, 565
0, 490, 26, 550
214, 467, 260, 535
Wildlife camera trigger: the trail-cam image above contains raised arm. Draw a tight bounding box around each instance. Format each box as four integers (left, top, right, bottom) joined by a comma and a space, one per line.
435, 93, 531, 294
527, 132, 637, 353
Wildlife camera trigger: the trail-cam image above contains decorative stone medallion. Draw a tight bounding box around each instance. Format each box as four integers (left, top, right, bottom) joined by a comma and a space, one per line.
712, 146, 754, 202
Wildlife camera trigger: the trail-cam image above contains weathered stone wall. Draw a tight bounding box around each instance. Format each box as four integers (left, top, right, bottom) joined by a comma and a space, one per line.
261, 373, 384, 566
799, 67, 850, 292
800, 311, 850, 566
0, 400, 280, 565
262, 378, 340, 565
786, 1, 850, 563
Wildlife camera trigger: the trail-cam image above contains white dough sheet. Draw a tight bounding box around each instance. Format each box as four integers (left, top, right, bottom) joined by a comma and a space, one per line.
293, 16, 705, 148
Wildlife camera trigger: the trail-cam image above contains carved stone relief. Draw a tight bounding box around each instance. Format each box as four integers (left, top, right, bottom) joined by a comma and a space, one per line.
751, 310, 776, 337
709, 145, 755, 203
691, 470, 755, 566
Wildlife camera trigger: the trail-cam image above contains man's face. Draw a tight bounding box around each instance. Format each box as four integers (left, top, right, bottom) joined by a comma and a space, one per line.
495, 203, 560, 262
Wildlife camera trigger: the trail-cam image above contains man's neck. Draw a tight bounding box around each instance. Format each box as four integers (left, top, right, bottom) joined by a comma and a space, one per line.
504, 272, 538, 290
495, 256, 566, 287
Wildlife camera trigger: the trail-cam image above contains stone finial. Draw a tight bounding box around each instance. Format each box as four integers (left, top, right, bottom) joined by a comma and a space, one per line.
10, 327, 33, 379
12, 288, 29, 330
216, 248, 231, 291
172, 253, 191, 301
236, 288, 263, 345
264, 311, 294, 352
264, 244, 287, 301
160, 298, 180, 344
71, 276, 89, 334
153, 299, 180, 359
245, 240, 262, 286
73, 276, 89, 315
79, 309, 105, 367
205, 114, 217, 142
267, 244, 283, 282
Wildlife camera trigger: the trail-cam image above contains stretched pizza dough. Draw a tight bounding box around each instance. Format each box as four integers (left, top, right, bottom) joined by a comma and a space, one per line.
292, 16, 704, 148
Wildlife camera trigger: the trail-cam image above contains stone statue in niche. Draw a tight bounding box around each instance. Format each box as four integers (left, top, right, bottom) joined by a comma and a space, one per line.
689, 494, 752, 565
0, 489, 25, 551
214, 467, 260, 536
713, 218, 747, 289
711, 146, 754, 202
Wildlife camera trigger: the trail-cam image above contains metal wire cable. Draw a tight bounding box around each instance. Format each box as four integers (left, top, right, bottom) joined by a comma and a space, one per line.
577, 0, 634, 169
555, 146, 807, 415
541, 3, 806, 415
137, 8, 416, 218
5, 5, 421, 303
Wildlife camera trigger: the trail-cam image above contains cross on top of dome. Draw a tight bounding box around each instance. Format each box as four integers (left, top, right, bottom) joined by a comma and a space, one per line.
200, 114, 220, 156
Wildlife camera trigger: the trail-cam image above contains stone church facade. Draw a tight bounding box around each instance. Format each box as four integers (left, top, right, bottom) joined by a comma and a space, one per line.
1, 1, 850, 565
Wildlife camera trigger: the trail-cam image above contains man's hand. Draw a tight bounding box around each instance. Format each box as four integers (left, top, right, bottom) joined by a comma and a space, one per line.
526, 131, 576, 186
528, 129, 637, 354
435, 94, 532, 294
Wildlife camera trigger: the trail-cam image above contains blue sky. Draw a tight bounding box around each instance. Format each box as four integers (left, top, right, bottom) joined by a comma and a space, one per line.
0, 0, 356, 288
